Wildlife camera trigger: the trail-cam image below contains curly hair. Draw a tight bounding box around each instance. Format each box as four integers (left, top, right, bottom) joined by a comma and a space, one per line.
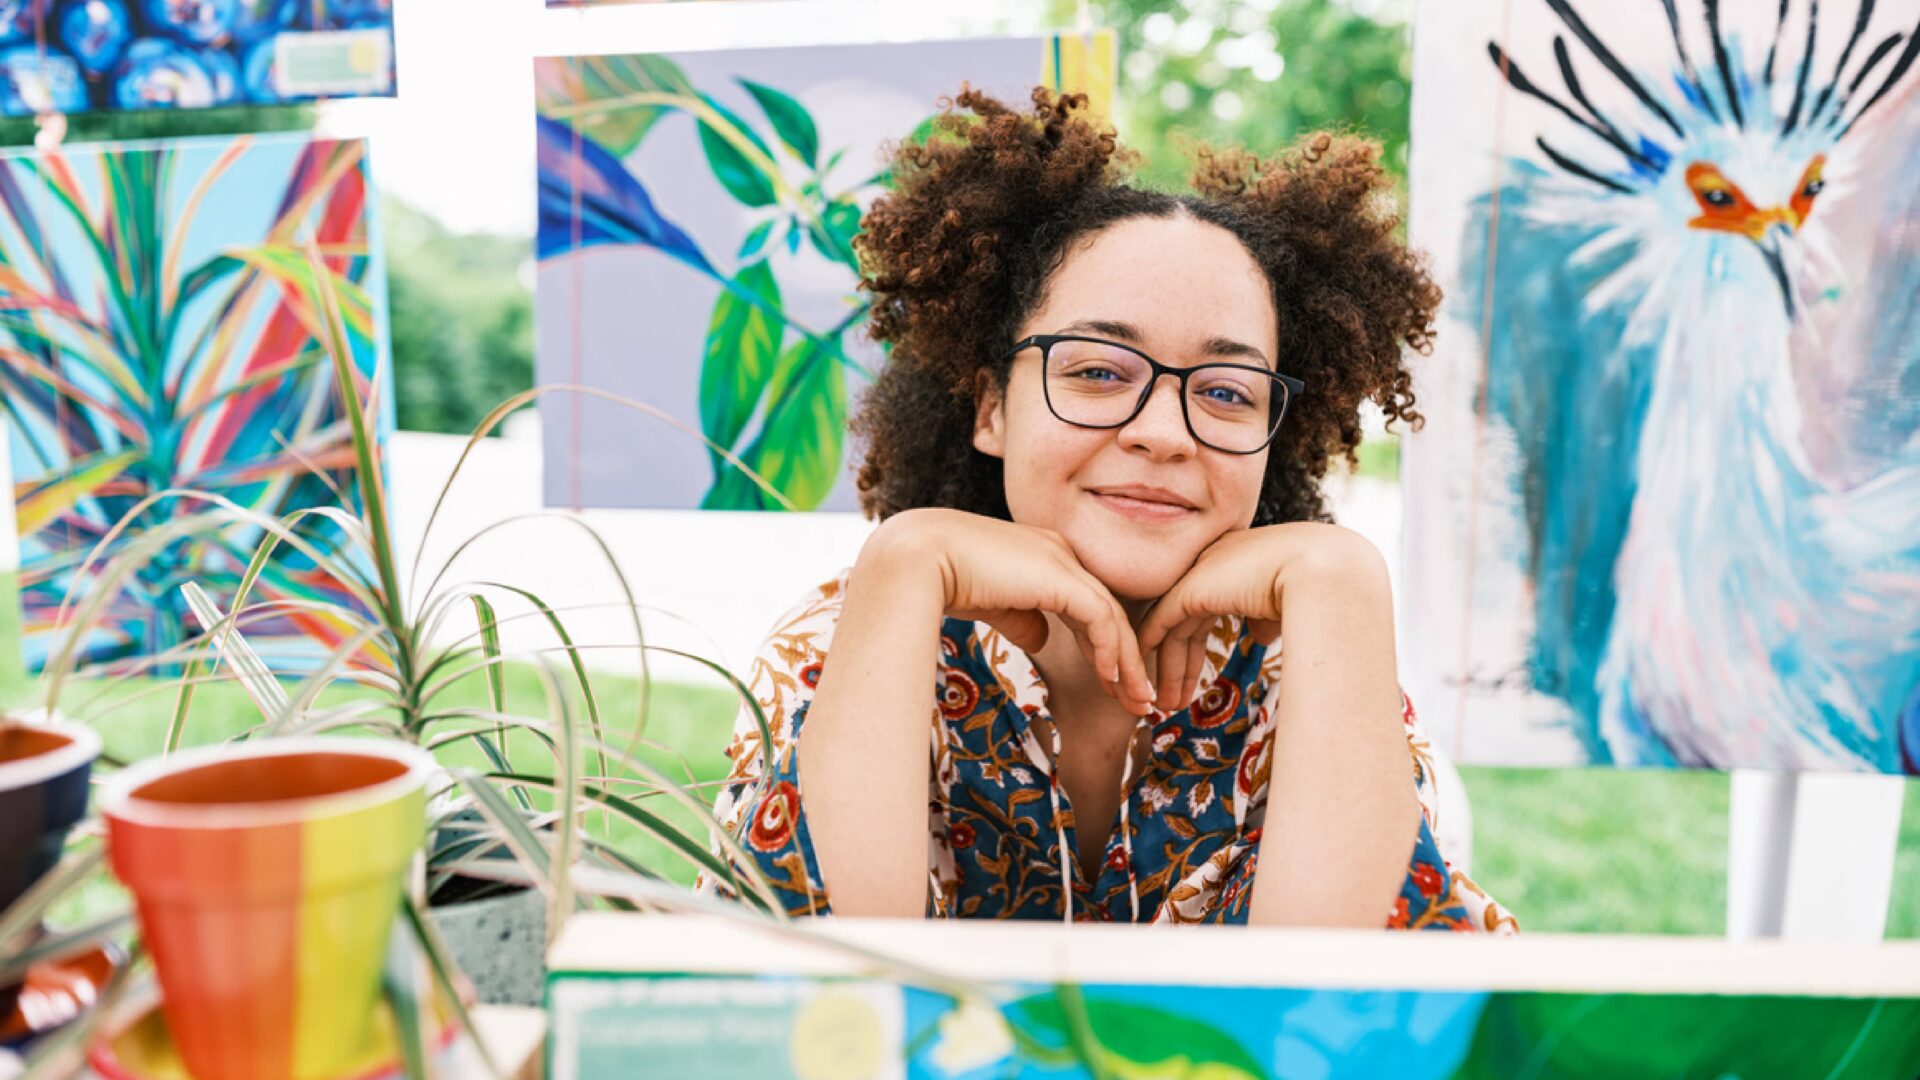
851, 86, 1437, 527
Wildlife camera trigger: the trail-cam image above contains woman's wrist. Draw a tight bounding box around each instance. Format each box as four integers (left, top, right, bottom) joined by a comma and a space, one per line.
851, 509, 956, 615
1265, 523, 1393, 618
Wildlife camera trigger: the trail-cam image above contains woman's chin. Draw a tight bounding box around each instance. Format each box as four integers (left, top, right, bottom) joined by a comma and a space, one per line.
1079, 555, 1194, 604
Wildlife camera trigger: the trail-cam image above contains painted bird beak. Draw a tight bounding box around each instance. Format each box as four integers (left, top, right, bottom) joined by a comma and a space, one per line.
1754, 221, 1799, 321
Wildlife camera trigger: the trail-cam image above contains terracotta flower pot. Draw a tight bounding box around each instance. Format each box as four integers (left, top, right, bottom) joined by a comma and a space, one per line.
101, 739, 432, 1080
0, 721, 100, 1018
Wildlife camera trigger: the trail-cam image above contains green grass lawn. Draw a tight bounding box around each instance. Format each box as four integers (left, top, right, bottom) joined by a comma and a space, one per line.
22, 659, 1920, 936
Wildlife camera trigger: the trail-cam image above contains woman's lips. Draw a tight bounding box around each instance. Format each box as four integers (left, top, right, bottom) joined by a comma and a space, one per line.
1089, 491, 1198, 523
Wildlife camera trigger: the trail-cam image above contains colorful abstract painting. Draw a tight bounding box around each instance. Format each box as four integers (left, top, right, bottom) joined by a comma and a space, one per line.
546, 974, 1920, 1079
1400, 0, 1920, 772
0, 133, 388, 671
0, 0, 395, 117
534, 33, 1115, 511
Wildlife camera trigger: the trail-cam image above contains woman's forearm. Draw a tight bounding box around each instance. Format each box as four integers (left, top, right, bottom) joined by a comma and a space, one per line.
796, 525, 946, 917
1247, 545, 1422, 928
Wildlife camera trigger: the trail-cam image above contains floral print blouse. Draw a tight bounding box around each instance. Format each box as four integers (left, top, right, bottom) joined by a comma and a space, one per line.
702, 573, 1517, 931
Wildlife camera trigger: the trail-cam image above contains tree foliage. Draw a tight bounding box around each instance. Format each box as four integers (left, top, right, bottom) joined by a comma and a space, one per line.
1057, 0, 1412, 192
383, 198, 534, 437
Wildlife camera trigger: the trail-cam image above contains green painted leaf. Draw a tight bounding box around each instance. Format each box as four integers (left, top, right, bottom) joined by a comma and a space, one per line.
737, 219, 776, 260
804, 200, 863, 272
697, 96, 780, 208
537, 53, 698, 157
1007, 992, 1270, 1080
742, 336, 845, 511
698, 261, 783, 476
740, 79, 820, 167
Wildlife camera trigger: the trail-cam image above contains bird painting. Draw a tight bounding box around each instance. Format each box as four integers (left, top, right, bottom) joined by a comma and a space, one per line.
1447, 0, 1920, 772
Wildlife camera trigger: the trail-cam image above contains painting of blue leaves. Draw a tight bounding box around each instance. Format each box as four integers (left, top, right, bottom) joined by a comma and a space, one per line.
1401, 0, 1920, 773
0, 0, 394, 117
533, 36, 1113, 511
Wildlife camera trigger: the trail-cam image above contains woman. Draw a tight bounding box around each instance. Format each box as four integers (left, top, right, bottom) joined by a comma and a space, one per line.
704, 87, 1514, 931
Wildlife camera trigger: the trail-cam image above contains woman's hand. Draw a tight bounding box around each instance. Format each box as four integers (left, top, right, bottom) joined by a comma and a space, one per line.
869, 509, 1157, 714
1135, 523, 1391, 714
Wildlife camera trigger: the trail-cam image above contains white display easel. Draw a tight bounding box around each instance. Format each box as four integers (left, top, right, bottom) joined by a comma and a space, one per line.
1726, 771, 1907, 942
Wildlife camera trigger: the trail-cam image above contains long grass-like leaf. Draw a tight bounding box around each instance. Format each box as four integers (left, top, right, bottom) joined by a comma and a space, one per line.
0, 847, 104, 957
0, 912, 132, 987
400, 894, 505, 1080
181, 581, 289, 721
385, 950, 431, 1080
423, 710, 784, 918
649, 645, 776, 783
544, 656, 582, 945
305, 241, 404, 636
467, 595, 506, 715
450, 768, 553, 895
459, 582, 609, 791
265, 622, 389, 734
464, 593, 518, 798
407, 383, 795, 619
481, 771, 751, 909
413, 513, 650, 746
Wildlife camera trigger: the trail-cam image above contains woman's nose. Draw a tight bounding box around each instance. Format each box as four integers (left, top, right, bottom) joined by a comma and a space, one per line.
1119, 374, 1196, 457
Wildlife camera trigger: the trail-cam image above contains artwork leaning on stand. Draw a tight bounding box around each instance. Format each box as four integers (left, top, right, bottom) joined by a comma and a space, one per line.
0, 0, 397, 116
1400, 0, 1920, 773
532, 32, 1114, 512
0, 132, 391, 673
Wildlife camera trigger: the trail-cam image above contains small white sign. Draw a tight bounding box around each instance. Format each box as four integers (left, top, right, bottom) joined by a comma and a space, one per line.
273, 28, 394, 98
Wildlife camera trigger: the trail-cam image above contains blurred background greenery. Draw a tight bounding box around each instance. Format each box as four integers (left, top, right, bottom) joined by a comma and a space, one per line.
3, 0, 1915, 938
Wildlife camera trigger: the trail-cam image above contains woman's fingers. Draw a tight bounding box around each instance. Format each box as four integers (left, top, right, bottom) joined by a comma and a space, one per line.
1151, 637, 1179, 713
1151, 613, 1212, 714
1052, 565, 1154, 712
1181, 619, 1210, 713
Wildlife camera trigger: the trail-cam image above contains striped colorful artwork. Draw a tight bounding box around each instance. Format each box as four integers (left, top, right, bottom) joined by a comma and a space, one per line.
0, 133, 390, 673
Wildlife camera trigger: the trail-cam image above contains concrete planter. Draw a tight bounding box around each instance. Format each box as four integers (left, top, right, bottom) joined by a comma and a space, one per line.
429, 886, 547, 1007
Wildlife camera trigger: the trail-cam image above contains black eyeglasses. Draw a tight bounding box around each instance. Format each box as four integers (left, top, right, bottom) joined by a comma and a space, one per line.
1001, 334, 1305, 455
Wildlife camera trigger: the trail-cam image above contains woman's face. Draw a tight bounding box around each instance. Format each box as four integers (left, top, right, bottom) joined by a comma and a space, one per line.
973, 214, 1279, 602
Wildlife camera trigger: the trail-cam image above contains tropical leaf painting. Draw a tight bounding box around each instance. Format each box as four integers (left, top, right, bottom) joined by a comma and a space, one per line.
0, 133, 389, 672
534, 34, 1115, 511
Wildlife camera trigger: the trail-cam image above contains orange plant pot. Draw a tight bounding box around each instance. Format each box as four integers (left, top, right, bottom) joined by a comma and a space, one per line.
101, 739, 432, 1080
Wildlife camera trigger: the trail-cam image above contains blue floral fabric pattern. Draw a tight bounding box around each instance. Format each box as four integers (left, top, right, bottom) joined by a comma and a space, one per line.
703, 573, 1517, 931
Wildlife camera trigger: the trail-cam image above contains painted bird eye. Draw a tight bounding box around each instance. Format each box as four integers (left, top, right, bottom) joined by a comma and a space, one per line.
1701, 189, 1735, 208
1802, 178, 1825, 197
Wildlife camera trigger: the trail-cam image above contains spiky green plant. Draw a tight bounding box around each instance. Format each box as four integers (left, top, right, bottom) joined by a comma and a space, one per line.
20, 231, 808, 1076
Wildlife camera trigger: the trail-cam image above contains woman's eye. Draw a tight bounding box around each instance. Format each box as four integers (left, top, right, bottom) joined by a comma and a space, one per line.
1067, 366, 1123, 382
1197, 384, 1253, 407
